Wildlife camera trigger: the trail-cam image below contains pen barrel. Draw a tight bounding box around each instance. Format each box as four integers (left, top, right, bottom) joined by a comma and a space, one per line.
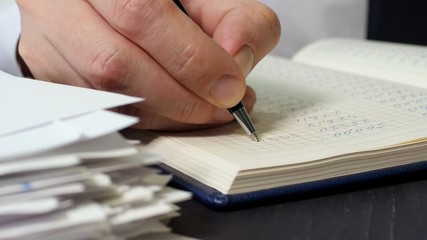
173, 0, 258, 141
173, 0, 188, 15
228, 102, 245, 114
229, 103, 256, 136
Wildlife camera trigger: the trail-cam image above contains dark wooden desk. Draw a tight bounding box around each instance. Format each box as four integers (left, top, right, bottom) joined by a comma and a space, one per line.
169, 177, 427, 240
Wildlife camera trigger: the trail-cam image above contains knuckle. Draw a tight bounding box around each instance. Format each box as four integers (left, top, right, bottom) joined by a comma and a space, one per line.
88, 45, 128, 91
115, 0, 163, 36
173, 44, 208, 84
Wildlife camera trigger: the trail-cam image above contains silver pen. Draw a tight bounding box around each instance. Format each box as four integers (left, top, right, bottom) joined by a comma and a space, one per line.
228, 102, 259, 142
173, 0, 259, 141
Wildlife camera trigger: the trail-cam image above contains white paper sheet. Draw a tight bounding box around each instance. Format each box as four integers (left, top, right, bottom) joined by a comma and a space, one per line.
0, 110, 138, 161
0, 71, 142, 137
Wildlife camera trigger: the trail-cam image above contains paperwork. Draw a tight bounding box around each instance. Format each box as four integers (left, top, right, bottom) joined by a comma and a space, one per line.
0, 72, 193, 240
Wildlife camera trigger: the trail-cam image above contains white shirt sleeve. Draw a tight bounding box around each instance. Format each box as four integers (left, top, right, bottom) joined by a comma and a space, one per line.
0, 2, 22, 77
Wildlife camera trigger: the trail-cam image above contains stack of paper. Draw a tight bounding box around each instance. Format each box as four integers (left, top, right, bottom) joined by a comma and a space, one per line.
0, 72, 193, 240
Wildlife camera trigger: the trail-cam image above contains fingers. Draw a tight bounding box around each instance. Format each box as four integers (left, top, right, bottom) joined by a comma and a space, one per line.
118, 85, 257, 130
87, 0, 246, 108
17, 0, 232, 124
181, 0, 281, 68
233, 45, 255, 77
16, 0, 264, 131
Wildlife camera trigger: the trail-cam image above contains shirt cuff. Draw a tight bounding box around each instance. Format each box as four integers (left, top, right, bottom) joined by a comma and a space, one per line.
0, 2, 22, 77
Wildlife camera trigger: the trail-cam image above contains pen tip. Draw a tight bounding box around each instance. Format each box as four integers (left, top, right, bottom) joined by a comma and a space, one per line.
251, 133, 260, 142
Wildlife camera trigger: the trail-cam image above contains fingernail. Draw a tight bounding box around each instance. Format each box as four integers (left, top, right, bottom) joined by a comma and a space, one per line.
234, 45, 255, 76
210, 75, 245, 107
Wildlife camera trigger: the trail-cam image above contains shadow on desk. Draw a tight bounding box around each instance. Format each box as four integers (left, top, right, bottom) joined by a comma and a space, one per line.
170, 169, 427, 240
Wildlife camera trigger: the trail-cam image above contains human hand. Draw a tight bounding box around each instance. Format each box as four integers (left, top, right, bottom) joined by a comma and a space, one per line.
17, 0, 280, 130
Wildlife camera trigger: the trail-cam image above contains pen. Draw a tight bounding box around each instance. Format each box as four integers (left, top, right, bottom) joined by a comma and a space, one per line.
173, 0, 260, 142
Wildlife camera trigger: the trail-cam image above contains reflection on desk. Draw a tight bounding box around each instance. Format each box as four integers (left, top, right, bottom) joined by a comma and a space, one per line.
170, 174, 427, 240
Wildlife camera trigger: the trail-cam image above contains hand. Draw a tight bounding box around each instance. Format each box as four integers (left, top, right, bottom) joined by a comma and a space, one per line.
16, 0, 280, 130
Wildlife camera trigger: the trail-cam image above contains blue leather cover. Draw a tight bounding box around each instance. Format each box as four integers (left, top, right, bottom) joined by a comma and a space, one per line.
156, 161, 427, 210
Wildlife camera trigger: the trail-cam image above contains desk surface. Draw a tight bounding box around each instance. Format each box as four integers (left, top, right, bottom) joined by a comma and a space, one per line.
169, 176, 427, 240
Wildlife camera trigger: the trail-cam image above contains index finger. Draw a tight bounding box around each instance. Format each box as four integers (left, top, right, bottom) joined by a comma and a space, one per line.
88, 0, 246, 108
182, 0, 281, 67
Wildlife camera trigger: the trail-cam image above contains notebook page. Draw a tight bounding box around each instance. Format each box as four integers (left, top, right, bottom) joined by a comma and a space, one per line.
143, 56, 427, 178
293, 38, 427, 89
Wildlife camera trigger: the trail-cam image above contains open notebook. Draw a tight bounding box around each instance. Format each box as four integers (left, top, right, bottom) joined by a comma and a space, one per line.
128, 38, 427, 208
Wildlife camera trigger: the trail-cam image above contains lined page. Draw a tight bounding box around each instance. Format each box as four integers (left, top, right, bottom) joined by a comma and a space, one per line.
144, 56, 427, 175
293, 38, 427, 89
137, 56, 427, 194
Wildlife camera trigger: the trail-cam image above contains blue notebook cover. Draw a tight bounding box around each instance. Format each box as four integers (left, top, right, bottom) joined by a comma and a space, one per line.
155, 161, 427, 210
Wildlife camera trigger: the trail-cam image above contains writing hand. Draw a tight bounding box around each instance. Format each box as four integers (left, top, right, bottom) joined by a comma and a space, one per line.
17, 0, 280, 130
